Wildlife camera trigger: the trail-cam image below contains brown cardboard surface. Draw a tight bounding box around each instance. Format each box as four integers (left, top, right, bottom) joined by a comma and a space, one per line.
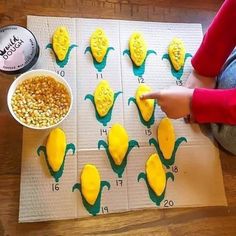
19, 16, 227, 222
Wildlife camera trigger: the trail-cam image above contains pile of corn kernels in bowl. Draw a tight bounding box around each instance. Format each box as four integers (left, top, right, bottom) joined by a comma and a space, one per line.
11, 75, 71, 128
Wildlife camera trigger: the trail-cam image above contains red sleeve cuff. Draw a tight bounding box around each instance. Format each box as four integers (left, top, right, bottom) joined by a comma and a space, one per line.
192, 88, 236, 125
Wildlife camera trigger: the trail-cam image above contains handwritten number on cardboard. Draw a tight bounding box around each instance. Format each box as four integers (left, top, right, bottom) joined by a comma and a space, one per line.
164, 199, 174, 207
172, 166, 178, 173
57, 70, 65, 77
52, 183, 59, 191
101, 206, 109, 214
145, 129, 152, 136
115, 179, 123, 187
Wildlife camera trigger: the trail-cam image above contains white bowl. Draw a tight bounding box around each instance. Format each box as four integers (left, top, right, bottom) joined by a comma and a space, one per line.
7, 69, 73, 130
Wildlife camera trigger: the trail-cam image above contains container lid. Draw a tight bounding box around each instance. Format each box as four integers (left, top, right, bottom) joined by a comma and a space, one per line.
0, 25, 39, 75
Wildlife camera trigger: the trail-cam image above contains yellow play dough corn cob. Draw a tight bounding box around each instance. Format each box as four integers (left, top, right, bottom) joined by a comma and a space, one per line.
94, 80, 114, 117
135, 84, 155, 122
108, 123, 129, 166
129, 32, 147, 66
157, 118, 175, 160
146, 153, 166, 196
52, 26, 70, 61
81, 164, 101, 205
90, 28, 109, 63
46, 128, 66, 172
168, 38, 186, 71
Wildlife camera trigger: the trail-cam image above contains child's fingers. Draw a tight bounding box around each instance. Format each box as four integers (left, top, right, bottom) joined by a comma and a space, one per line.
184, 114, 195, 124
140, 92, 161, 100
184, 115, 190, 123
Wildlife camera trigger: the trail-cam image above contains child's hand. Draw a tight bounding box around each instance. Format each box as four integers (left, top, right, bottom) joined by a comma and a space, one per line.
185, 69, 216, 89
140, 86, 194, 119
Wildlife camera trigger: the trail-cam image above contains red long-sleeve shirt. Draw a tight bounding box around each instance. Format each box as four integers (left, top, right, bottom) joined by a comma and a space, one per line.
191, 0, 236, 124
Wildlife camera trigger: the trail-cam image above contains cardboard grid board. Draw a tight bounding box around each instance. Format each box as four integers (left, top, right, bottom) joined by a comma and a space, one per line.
19, 16, 227, 222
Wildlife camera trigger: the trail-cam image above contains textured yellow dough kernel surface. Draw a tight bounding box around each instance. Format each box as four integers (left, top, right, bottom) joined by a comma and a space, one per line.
129, 32, 147, 66
94, 80, 114, 117
53, 26, 70, 61
90, 28, 109, 63
168, 37, 186, 71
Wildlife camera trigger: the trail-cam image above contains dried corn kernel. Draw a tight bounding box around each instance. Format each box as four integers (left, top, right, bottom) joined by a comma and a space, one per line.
11, 75, 71, 128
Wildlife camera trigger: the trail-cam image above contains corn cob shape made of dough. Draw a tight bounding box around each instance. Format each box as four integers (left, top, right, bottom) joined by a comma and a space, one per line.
84, 80, 122, 126
138, 153, 174, 206
162, 38, 192, 80
129, 32, 147, 66
168, 37, 185, 71
46, 128, 66, 172
158, 117, 176, 160
72, 164, 110, 216
123, 32, 156, 78
52, 26, 70, 61
90, 28, 109, 63
149, 118, 187, 168
128, 84, 156, 128
108, 123, 129, 166
146, 153, 167, 196
94, 80, 114, 117
81, 164, 101, 205
135, 84, 155, 122
37, 128, 76, 182
98, 123, 139, 178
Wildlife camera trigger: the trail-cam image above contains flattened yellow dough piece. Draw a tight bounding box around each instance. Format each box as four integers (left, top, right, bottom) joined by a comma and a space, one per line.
108, 123, 129, 166
168, 38, 186, 71
157, 118, 175, 160
129, 32, 147, 66
81, 164, 101, 205
52, 26, 70, 61
90, 28, 109, 63
146, 153, 166, 196
94, 80, 114, 117
135, 84, 154, 122
46, 128, 66, 172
